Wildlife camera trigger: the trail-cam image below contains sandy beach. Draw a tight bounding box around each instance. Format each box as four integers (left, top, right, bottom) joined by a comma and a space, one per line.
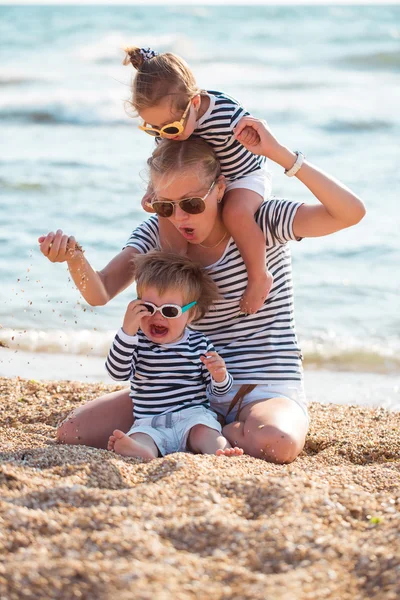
0, 377, 399, 599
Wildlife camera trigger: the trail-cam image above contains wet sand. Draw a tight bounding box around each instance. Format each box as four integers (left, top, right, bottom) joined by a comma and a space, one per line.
0, 376, 399, 600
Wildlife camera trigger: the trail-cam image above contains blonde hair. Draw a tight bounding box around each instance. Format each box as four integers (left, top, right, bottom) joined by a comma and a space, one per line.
123, 46, 200, 113
148, 137, 221, 189
134, 251, 220, 321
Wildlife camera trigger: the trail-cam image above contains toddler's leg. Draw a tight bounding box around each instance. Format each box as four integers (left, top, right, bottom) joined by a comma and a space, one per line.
223, 188, 273, 314
108, 430, 158, 460
158, 218, 188, 255
188, 424, 243, 457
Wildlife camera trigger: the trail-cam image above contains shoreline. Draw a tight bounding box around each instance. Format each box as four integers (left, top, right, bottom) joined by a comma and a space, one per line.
1, 376, 399, 599
1, 347, 400, 411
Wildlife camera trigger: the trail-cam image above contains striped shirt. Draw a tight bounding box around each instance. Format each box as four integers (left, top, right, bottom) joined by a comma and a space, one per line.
125, 199, 303, 385
193, 90, 267, 181
105, 327, 233, 418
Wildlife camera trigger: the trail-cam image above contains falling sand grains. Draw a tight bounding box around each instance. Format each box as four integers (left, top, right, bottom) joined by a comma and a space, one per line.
0, 376, 399, 600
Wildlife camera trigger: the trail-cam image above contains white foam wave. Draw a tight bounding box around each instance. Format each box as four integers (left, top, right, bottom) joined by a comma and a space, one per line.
77, 33, 188, 63
1, 328, 400, 374
0, 328, 114, 357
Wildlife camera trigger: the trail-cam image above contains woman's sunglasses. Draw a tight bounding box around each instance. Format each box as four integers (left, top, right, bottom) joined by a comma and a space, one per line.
139, 98, 192, 139
147, 181, 216, 218
141, 300, 197, 319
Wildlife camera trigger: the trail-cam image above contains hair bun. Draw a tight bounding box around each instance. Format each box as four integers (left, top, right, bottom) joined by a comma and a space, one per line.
123, 46, 158, 70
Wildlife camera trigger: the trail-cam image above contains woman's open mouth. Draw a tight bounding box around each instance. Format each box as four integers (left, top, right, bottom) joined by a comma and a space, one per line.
180, 227, 196, 241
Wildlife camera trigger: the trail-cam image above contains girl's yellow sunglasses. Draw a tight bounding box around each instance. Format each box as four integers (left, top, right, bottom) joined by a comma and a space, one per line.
139, 98, 192, 139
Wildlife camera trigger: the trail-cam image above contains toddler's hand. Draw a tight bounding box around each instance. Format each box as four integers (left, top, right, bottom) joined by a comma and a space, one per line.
234, 116, 280, 159
236, 125, 260, 148
201, 351, 228, 384
38, 230, 81, 263
122, 299, 151, 336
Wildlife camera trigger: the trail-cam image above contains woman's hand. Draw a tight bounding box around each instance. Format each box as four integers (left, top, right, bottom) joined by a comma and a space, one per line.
38, 230, 81, 263
201, 351, 228, 383
234, 116, 281, 160
122, 300, 151, 336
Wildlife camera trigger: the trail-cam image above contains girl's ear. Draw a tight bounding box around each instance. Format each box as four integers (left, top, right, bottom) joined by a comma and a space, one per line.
192, 94, 201, 110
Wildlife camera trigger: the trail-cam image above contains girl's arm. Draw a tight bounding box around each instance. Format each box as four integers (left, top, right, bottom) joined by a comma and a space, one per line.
39, 230, 140, 306
234, 117, 366, 238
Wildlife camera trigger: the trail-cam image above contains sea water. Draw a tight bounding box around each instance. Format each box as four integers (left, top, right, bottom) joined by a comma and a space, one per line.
1, 5, 399, 408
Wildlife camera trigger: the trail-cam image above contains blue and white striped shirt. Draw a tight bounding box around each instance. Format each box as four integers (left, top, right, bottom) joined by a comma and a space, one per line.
106, 327, 233, 418
194, 90, 268, 181
125, 199, 303, 385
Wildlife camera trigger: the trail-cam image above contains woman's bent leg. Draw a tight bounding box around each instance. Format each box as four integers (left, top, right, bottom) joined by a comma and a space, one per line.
57, 388, 133, 449
222, 397, 308, 464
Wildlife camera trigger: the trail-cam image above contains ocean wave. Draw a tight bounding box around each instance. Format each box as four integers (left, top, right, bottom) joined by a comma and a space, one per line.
77, 32, 181, 64
0, 177, 45, 191
0, 76, 38, 87
0, 107, 127, 126
1, 328, 399, 375
338, 49, 400, 71
322, 119, 393, 133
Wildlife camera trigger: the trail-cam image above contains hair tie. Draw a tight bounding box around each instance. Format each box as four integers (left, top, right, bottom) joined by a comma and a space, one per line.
140, 48, 159, 62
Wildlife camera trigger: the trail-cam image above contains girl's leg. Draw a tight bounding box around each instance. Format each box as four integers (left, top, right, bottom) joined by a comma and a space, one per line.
188, 424, 243, 457
108, 431, 158, 460
158, 217, 188, 255
57, 388, 133, 449
222, 397, 308, 463
223, 188, 273, 314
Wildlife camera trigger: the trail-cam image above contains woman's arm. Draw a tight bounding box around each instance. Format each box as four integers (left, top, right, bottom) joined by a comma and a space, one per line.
39, 230, 139, 306
234, 117, 366, 238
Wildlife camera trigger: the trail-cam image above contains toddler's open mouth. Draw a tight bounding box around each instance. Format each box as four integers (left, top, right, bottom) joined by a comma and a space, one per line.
150, 324, 169, 338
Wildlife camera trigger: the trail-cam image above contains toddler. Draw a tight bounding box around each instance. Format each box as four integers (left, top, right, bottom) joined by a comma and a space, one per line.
123, 46, 273, 314
106, 251, 243, 460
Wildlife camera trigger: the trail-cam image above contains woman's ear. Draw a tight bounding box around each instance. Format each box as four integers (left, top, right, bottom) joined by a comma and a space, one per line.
216, 175, 226, 201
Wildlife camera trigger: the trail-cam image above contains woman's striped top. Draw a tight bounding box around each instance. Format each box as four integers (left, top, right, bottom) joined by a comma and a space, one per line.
105, 327, 233, 419
125, 199, 304, 386
194, 90, 267, 181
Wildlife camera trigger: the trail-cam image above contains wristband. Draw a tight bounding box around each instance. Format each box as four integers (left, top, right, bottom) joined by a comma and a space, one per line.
284, 151, 305, 177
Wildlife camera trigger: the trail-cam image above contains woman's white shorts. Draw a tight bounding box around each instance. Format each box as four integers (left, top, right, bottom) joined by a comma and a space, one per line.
208, 380, 308, 425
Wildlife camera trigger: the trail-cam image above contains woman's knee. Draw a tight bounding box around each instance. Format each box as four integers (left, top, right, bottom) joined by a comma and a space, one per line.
224, 419, 305, 463
57, 410, 81, 445
244, 424, 305, 463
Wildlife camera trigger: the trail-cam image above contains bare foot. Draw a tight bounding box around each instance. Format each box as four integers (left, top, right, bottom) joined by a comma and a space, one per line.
240, 270, 273, 314
216, 447, 244, 457
107, 429, 156, 460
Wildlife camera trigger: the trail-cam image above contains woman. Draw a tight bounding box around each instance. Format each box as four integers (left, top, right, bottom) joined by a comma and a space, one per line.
39, 117, 365, 463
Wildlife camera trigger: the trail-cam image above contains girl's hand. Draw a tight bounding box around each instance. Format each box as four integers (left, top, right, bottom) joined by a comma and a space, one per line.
38, 230, 81, 263
200, 351, 228, 384
234, 116, 281, 160
122, 300, 151, 336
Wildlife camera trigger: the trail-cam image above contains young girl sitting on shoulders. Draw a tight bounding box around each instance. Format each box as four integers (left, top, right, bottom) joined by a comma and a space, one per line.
123, 45, 273, 314
106, 250, 243, 460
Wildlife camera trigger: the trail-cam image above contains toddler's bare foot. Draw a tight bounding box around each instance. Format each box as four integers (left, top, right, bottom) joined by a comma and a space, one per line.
216, 447, 244, 457
240, 270, 273, 314
107, 429, 156, 460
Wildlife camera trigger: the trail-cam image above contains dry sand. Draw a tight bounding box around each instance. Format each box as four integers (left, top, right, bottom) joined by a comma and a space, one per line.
0, 376, 399, 600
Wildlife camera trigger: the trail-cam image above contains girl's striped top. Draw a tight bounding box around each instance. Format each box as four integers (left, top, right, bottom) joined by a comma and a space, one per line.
105, 327, 233, 419
125, 199, 304, 386
193, 90, 268, 181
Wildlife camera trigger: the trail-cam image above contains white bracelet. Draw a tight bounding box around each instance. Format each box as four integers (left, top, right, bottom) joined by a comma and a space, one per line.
284, 151, 305, 177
